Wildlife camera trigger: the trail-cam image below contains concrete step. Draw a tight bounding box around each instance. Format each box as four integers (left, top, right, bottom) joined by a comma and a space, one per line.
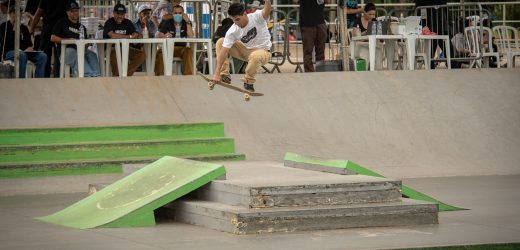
0, 138, 237, 165
0, 153, 244, 178
0, 122, 225, 146
165, 198, 438, 234
196, 174, 402, 208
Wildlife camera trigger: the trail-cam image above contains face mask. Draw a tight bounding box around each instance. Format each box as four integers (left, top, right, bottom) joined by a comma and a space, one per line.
173, 14, 182, 23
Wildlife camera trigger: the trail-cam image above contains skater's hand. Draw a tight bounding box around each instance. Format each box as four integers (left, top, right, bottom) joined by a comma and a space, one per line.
212, 74, 221, 82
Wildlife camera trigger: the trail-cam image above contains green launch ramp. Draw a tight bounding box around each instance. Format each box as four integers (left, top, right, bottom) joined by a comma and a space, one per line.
37, 156, 226, 229
284, 152, 465, 212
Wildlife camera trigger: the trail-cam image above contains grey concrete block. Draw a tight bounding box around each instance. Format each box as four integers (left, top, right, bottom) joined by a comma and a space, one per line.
170, 198, 438, 234
197, 176, 402, 208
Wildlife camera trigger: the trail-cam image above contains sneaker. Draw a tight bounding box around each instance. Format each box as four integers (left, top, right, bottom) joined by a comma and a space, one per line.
221, 75, 231, 84
243, 82, 255, 92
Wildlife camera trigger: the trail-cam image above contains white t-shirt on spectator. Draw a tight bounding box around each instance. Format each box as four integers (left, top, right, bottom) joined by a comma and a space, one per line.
223, 10, 272, 51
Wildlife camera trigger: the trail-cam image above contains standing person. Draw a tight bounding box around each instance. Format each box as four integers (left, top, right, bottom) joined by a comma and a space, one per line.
29, 0, 69, 77
103, 3, 145, 77
24, 0, 41, 50
415, 0, 447, 69
155, 5, 194, 75
212, 1, 272, 92
344, 0, 364, 28
152, 0, 181, 28
0, 6, 47, 78
299, 0, 327, 72
51, 1, 100, 77
0, 0, 11, 25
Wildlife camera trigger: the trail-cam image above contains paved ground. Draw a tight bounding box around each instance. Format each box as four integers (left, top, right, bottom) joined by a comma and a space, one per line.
1, 172, 519, 250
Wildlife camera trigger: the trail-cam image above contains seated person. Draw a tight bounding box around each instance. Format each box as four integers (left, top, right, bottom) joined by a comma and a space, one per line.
51, 1, 100, 77
133, 4, 157, 38
351, 3, 384, 69
154, 5, 194, 75
450, 18, 470, 68
0, 6, 46, 78
246, 1, 262, 14
103, 3, 146, 76
212, 17, 233, 44
351, 2, 376, 36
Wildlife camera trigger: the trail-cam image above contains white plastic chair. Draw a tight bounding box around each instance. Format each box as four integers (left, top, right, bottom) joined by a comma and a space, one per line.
464, 26, 500, 68
493, 25, 520, 68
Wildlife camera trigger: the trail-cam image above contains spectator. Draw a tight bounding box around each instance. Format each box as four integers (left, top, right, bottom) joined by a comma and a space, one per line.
0, 6, 47, 78
0, 0, 11, 24
51, 1, 100, 77
152, 0, 181, 28
351, 2, 376, 37
299, 0, 327, 72
415, 0, 448, 69
212, 17, 233, 44
246, 1, 262, 14
344, 0, 364, 28
103, 3, 145, 76
155, 5, 194, 75
213, 1, 272, 92
29, 0, 68, 77
24, 0, 41, 50
133, 5, 157, 39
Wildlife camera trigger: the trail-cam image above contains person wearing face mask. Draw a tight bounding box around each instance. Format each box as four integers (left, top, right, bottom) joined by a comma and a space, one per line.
154, 5, 194, 75
151, 0, 181, 28
103, 3, 146, 76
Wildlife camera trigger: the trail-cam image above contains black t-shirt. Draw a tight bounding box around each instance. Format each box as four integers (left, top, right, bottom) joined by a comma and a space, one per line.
38, 0, 68, 25
299, 0, 325, 27
352, 16, 367, 33
0, 21, 33, 58
159, 19, 188, 47
52, 17, 86, 49
103, 18, 136, 38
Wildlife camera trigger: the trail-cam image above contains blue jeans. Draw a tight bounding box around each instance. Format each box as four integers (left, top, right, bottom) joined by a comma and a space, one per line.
5, 50, 47, 78
65, 47, 101, 77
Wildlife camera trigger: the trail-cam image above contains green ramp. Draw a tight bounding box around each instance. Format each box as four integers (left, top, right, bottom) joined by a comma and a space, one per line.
37, 156, 226, 229
284, 152, 466, 212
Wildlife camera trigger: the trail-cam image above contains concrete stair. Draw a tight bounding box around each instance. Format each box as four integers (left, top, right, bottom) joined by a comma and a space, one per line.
0, 123, 245, 178
159, 161, 439, 234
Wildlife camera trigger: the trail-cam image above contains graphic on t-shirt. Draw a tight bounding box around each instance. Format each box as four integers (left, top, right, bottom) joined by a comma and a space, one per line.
240, 27, 257, 44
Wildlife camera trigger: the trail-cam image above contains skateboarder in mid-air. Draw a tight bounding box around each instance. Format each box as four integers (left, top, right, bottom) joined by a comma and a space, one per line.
212, 0, 272, 92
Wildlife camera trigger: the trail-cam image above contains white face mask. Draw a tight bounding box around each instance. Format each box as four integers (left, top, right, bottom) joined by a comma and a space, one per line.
317, 0, 324, 5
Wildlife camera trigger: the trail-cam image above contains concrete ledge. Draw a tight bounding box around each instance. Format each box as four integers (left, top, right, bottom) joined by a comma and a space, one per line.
169, 198, 438, 234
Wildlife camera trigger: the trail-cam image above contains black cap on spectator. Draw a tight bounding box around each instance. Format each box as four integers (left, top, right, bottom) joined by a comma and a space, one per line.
66, 1, 80, 11
113, 3, 126, 14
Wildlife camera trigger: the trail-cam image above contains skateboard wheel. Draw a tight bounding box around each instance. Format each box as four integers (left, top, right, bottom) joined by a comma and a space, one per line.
208, 82, 214, 90
244, 94, 251, 101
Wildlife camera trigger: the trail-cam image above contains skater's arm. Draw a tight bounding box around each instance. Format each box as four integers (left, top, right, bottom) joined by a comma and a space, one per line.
213, 46, 230, 82
262, 0, 271, 19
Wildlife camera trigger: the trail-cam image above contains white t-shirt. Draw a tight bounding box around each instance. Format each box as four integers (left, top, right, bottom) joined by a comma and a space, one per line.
223, 10, 272, 51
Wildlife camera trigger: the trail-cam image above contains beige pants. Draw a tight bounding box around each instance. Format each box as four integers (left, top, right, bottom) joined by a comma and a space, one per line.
216, 38, 271, 84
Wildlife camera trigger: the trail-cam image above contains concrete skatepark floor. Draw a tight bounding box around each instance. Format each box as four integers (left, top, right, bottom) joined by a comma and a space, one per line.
1, 173, 519, 250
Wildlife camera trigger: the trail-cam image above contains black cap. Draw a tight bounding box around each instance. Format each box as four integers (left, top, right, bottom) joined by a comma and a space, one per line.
113, 3, 126, 14
66, 1, 80, 11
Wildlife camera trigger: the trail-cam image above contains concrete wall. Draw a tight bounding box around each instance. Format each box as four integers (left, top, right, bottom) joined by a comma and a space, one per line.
1, 69, 519, 178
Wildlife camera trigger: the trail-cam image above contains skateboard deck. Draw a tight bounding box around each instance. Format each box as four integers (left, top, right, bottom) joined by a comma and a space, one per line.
197, 73, 264, 101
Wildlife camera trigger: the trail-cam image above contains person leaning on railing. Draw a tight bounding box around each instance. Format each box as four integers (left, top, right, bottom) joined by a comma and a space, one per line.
50, 1, 100, 77
133, 5, 157, 40
154, 5, 194, 75
103, 3, 145, 77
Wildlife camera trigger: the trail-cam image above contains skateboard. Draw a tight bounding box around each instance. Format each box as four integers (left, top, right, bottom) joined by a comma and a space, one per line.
197, 73, 264, 101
